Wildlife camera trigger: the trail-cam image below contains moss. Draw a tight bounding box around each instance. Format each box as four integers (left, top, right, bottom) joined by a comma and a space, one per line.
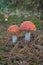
0, 14, 43, 28
0, 46, 4, 50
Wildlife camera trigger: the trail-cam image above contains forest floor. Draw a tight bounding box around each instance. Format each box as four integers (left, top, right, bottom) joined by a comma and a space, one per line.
0, 13, 43, 65
0, 25, 43, 65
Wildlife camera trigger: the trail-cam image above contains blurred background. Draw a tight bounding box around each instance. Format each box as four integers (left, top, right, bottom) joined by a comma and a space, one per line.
0, 0, 43, 22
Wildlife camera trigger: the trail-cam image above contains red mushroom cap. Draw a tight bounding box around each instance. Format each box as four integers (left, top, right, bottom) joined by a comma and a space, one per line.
20, 21, 36, 31
8, 25, 20, 34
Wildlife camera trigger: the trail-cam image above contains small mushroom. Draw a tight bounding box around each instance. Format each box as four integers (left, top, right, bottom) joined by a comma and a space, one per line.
4, 13, 8, 22
20, 21, 36, 42
8, 25, 20, 43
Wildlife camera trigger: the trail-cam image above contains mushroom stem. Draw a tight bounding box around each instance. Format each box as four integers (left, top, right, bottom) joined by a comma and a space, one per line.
12, 35, 18, 43
25, 32, 31, 41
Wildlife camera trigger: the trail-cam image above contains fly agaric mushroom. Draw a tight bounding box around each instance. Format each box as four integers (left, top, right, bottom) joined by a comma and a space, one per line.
8, 25, 20, 43
20, 21, 36, 42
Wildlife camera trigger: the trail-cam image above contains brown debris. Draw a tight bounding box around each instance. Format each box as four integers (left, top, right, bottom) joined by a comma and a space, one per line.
0, 30, 43, 65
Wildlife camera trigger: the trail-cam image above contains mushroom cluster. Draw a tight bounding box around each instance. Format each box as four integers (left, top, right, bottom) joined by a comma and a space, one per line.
8, 21, 36, 44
